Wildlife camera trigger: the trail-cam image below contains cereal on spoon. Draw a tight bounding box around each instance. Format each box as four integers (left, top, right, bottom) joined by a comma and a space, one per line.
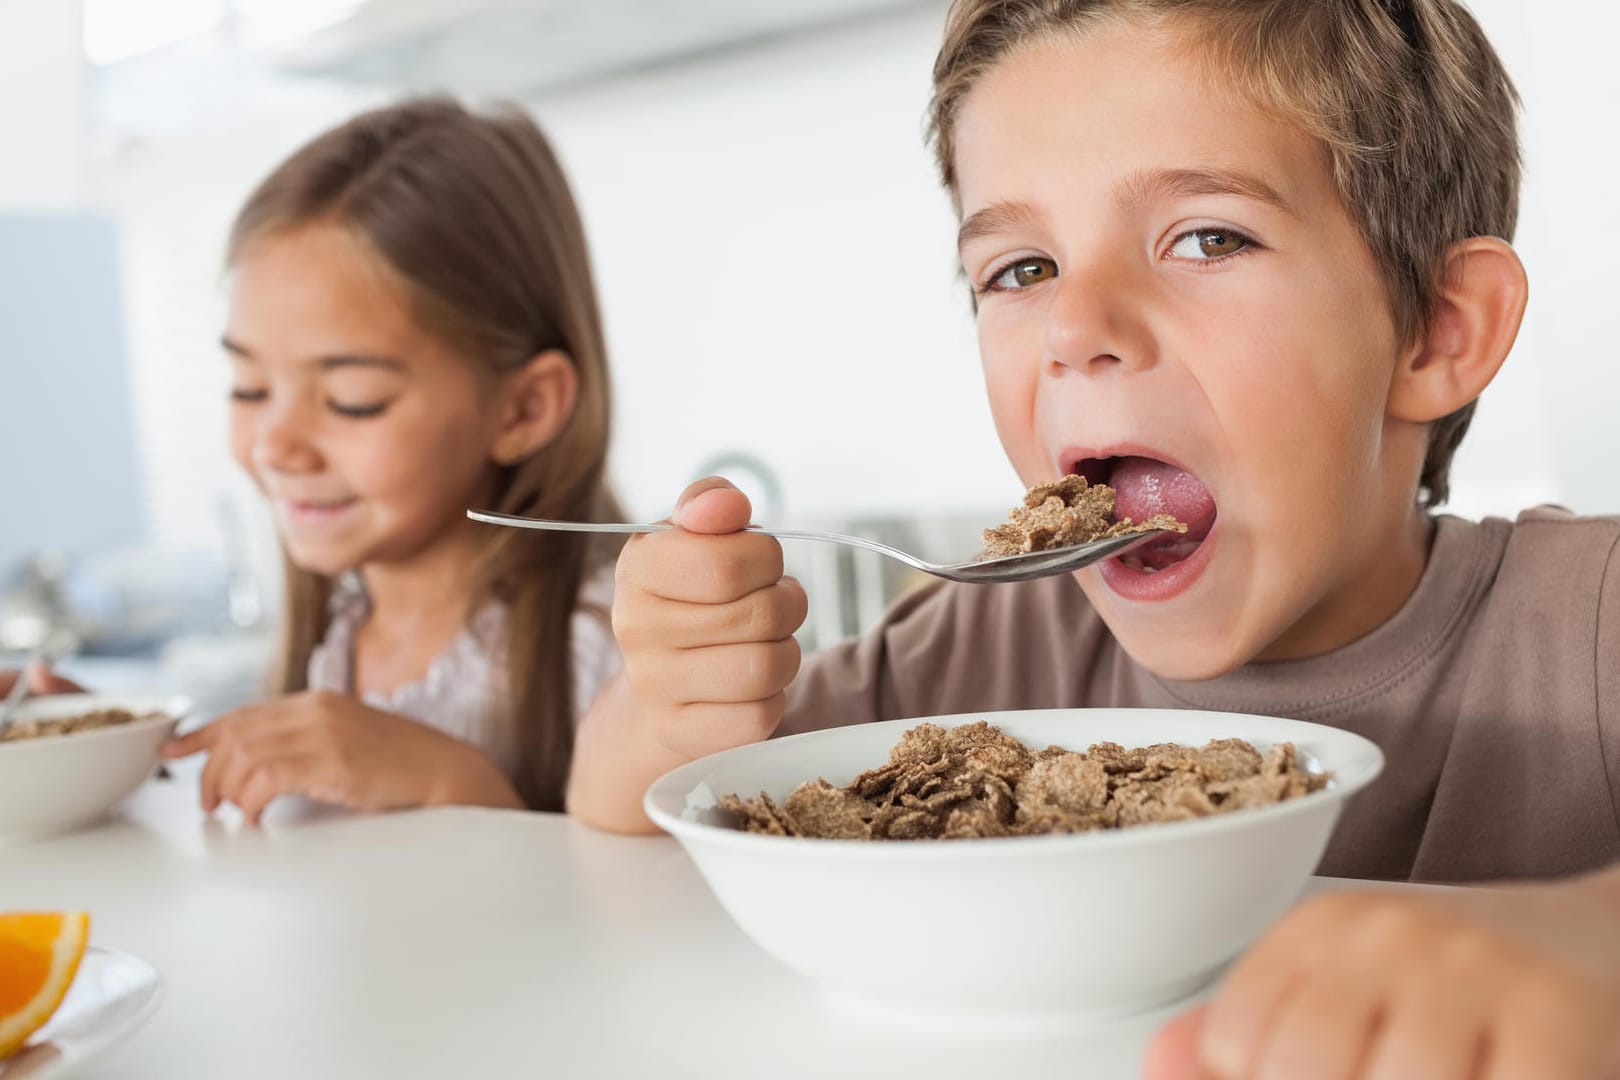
981, 475, 1185, 559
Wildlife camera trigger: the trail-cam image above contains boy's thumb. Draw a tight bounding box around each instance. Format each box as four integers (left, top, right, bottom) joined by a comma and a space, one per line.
671, 477, 754, 535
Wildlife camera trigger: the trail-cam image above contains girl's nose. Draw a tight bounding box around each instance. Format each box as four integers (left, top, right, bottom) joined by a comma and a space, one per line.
251, 397, 323, 476
1042, 261, 1157, 377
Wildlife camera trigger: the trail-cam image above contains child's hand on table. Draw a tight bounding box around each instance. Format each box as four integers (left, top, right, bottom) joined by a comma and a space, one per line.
0, 662, 85, 698
613, 476, 808, 761
1144, 872, 1620, 1079
161, 691, 521, 822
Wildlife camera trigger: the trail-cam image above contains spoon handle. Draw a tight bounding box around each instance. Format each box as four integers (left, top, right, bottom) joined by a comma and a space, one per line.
466, 511, 933, 572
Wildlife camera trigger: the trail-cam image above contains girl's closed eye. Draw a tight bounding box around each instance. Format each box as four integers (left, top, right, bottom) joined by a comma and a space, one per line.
1165, 226, 1260, 264
231, 386, 268, 404
977, 255, 1059, 296
326, 398, 392, 419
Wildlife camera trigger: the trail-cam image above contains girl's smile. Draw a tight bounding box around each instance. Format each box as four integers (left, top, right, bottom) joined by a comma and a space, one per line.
275, 496, 361, 531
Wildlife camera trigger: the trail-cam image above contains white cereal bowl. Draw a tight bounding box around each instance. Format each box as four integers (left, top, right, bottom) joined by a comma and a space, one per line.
645, 707, 1384, 1023
0, 693, 188, 846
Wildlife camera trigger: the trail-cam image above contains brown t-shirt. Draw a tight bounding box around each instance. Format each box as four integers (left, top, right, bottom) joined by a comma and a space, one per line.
783, 508, 1620, 884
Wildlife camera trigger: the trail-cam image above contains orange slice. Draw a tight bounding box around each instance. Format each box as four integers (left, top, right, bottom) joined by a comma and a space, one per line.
0, 912, 90, 1059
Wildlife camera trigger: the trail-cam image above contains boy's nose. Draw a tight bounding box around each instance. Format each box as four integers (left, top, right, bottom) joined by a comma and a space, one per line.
1042, 268, 1155, 376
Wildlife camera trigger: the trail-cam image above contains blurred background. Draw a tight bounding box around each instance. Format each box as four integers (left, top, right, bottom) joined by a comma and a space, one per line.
1, 0, 1616, 712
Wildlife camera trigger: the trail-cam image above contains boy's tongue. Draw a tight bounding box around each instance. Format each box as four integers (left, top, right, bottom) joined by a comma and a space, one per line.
1107, 456, 1217, 568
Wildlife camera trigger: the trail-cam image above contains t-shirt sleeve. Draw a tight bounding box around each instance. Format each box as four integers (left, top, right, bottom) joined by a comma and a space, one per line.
779, 580, 953, 739
779, 574, 1091, 739
1597, 525, 1620, 838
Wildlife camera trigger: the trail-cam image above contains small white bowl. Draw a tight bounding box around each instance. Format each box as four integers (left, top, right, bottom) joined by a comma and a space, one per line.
0, 692, 188, 845
646, 708, 1384, 1023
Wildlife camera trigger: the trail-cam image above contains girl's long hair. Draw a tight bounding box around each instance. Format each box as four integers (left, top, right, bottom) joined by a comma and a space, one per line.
229, 98, 623, 810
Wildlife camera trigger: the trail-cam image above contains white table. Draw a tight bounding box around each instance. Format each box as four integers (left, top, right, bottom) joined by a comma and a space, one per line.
4, 776, 1381, 1079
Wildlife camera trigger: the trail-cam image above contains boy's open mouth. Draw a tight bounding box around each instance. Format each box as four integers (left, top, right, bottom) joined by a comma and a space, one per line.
1069, 455, 1218, 572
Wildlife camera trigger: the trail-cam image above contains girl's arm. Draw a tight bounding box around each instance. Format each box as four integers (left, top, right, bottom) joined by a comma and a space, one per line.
162, 691, 524, 822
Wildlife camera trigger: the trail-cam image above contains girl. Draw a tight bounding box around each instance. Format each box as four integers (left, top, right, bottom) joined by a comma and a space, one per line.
161, 97, 623, 820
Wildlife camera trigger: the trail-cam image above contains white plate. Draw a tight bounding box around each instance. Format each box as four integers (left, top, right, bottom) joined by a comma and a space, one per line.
0, 947, 164, 1079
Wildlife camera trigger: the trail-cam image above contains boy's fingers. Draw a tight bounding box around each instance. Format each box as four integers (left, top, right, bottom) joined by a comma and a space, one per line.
614, 578, 807, 650
618, 529, 786, 604
1484, 973, 1613, 1080
1142, 1005, 1212, 1080
1201, 897, 1342, 1077
671, 477, 753, 535
1360, 962, 1493, 1080
625, 638, 801, 708
653, 695, 788, 760
1248, 965, 1383, 1080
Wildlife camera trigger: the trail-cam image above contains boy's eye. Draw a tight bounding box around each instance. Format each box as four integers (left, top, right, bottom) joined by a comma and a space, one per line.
230, 387, 268, 404
983, 257, 1059, 293
1168, 228, 1252, 260
328, 400, 391, 419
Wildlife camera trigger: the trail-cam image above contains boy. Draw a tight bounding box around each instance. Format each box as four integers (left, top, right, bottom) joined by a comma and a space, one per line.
572, 0, 1620, 1074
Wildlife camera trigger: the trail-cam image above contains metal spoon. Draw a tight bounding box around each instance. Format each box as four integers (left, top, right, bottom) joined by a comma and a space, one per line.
467, 509, 1169, 585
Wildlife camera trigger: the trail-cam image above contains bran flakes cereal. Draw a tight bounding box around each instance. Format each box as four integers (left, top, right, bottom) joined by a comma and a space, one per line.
0, 708, 146, 743
718, 721, 1327, 841
981, 475, 1186, 559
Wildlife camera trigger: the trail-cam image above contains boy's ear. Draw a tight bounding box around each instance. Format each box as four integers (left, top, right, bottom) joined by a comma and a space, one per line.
1386, 237, 1528, 424
489, 349, 578, 465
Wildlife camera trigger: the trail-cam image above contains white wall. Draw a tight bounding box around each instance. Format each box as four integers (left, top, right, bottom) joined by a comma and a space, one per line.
0, 1, 84, 208
1503, 1, 1620, 514
532, 11, 1005, 523
1438, 0, 1620, 518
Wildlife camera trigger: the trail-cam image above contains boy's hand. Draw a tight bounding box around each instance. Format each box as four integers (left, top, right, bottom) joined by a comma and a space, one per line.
1143, 874, 1620, 1080
161, 690, 520, 823
612, 477, 808, 761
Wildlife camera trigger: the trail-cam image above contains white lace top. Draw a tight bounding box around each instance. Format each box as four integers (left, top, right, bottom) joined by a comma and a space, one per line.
306, 570, 621, 782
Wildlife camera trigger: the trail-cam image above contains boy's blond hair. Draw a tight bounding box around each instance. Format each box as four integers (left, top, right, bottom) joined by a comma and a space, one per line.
929, 0, 1520, 507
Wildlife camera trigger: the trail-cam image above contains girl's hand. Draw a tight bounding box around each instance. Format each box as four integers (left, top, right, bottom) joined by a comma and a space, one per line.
1143, 871, 1620, 1080
161, 690, 522, 823
0, 662, 85, 698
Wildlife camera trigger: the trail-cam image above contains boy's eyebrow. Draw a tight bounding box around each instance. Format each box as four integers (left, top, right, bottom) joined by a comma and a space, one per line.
957, 200, 1041, 252
219, 337, 406, 372
957, 168, 1296, 252
1119, 167, 1298, 217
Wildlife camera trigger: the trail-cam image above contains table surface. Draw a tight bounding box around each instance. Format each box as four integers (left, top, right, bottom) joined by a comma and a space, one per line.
3, 774, 1399, 1080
